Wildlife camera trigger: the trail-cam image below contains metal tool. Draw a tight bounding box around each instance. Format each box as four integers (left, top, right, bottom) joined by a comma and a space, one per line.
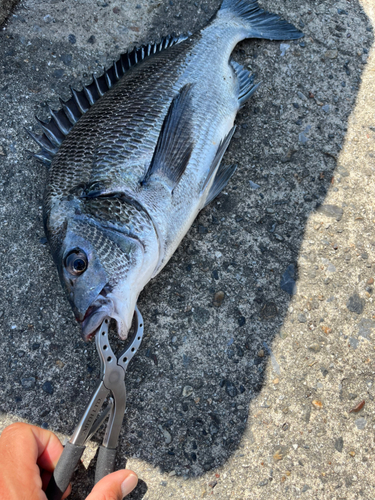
45, 306, 144, 500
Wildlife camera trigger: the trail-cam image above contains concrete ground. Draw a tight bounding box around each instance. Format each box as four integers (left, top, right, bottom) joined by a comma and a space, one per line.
0, 0, 374, 498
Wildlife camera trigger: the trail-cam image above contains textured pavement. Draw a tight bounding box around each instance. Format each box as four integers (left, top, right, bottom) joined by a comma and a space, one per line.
0, 0, 375, 499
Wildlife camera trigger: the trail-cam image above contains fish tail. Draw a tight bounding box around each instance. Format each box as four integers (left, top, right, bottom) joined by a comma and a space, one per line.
218, 0, 303, 40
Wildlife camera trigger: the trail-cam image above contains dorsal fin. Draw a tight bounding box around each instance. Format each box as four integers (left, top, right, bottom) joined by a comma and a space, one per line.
141, 84, 194, 192
26, 34, 188, 166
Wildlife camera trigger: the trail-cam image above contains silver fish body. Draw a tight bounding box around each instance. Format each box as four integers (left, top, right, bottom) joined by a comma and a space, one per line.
29, 0, 302, 339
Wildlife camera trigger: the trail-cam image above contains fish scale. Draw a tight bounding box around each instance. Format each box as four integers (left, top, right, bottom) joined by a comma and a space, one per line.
28, 0, 303, 340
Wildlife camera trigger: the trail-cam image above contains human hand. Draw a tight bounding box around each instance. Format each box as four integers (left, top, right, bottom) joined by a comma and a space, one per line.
0, 422, 138, 499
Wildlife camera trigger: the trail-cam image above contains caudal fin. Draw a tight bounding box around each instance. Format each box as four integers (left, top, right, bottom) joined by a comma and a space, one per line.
218, 0, 303, 40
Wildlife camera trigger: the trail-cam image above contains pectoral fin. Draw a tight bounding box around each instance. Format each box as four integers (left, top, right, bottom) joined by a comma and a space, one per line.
141, 84, 194, 192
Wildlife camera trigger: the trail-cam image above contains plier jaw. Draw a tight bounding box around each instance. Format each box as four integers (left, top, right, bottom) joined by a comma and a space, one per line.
45, 306, 144, 500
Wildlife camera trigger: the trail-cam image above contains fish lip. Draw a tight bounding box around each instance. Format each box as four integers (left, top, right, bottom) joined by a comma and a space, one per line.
78, 291, 114, 341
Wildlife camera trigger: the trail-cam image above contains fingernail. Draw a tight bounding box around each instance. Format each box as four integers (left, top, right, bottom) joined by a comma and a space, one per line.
121, 472, 138, 498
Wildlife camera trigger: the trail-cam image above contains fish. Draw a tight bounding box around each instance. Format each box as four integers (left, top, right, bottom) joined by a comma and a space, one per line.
27, 0, 303, 340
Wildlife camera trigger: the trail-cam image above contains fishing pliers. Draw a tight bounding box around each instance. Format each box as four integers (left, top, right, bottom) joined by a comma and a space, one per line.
46, 306, 144, 500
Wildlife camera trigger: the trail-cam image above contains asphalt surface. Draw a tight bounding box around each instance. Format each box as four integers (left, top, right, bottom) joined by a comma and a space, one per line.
0, 0, 374, 499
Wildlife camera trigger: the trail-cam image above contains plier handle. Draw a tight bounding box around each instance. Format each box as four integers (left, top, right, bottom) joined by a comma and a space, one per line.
45, 306, 144, 500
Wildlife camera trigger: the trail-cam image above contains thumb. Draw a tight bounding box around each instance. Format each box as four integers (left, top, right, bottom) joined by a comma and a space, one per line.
86, 470, 138, 500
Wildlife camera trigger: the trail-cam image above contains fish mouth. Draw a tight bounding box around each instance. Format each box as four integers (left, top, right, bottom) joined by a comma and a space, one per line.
79, 290, 115, 341
77, 286, 136, 341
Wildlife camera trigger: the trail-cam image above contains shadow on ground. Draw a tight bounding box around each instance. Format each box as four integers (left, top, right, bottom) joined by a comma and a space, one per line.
0, 0, 373, 498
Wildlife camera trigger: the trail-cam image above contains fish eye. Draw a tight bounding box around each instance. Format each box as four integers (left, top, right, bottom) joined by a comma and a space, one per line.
64, 249, 88, 276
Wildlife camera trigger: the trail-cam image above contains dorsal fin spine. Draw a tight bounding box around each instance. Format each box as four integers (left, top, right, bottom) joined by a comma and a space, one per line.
47, 105, 70, 136
83, 84, 95, 105
70, 87, 90, 114
28, 34, 188, 165
35, 116, 64, 146
104, 71, 112, 88
120, 57, 126, 73
113, 60, 119, 80
25, 128, 58, 155
93, 75, 104, 97
59, 97, 79, 125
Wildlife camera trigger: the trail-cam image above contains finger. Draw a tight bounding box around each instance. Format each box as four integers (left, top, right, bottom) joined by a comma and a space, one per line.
86, 470, 138, 500
0, 422, 63, 471
0, 423, 66, 498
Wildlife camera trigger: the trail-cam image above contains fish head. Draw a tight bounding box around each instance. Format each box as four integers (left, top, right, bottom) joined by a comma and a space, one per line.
50, 217, 144, 341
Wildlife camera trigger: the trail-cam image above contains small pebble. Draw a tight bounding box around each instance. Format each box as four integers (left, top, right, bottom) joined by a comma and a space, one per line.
182, 385, 193, 397
60, 53, 72, 65
225, 380, 237, 398
325, 49, 338, 59
158, 425, 172, 444
316, 204, 343, 221
249, 180, 260, 189
298, 313, 307, 323
213, 291, 225, 307
279, 43, 290, 56
42, 381, 54, 395
349, 400, 365, 413
238, 316, 246, 327
334, 437, 344, 453
53, 69, 64, 79
68, 34, 76, 44
346, 293, 365, 314
312, 399, 323, 409
308, 343, 320, 352
280, 264, 297, 295
355, 418, 366, 430
21, 376, 36, 389
299, 132, 308, 144
349, 337, 359, 349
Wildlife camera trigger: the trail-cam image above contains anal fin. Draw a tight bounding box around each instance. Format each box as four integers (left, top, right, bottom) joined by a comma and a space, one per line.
231, 60, 260, 106
201, 126, 236, 207
204, 164, 237, 208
